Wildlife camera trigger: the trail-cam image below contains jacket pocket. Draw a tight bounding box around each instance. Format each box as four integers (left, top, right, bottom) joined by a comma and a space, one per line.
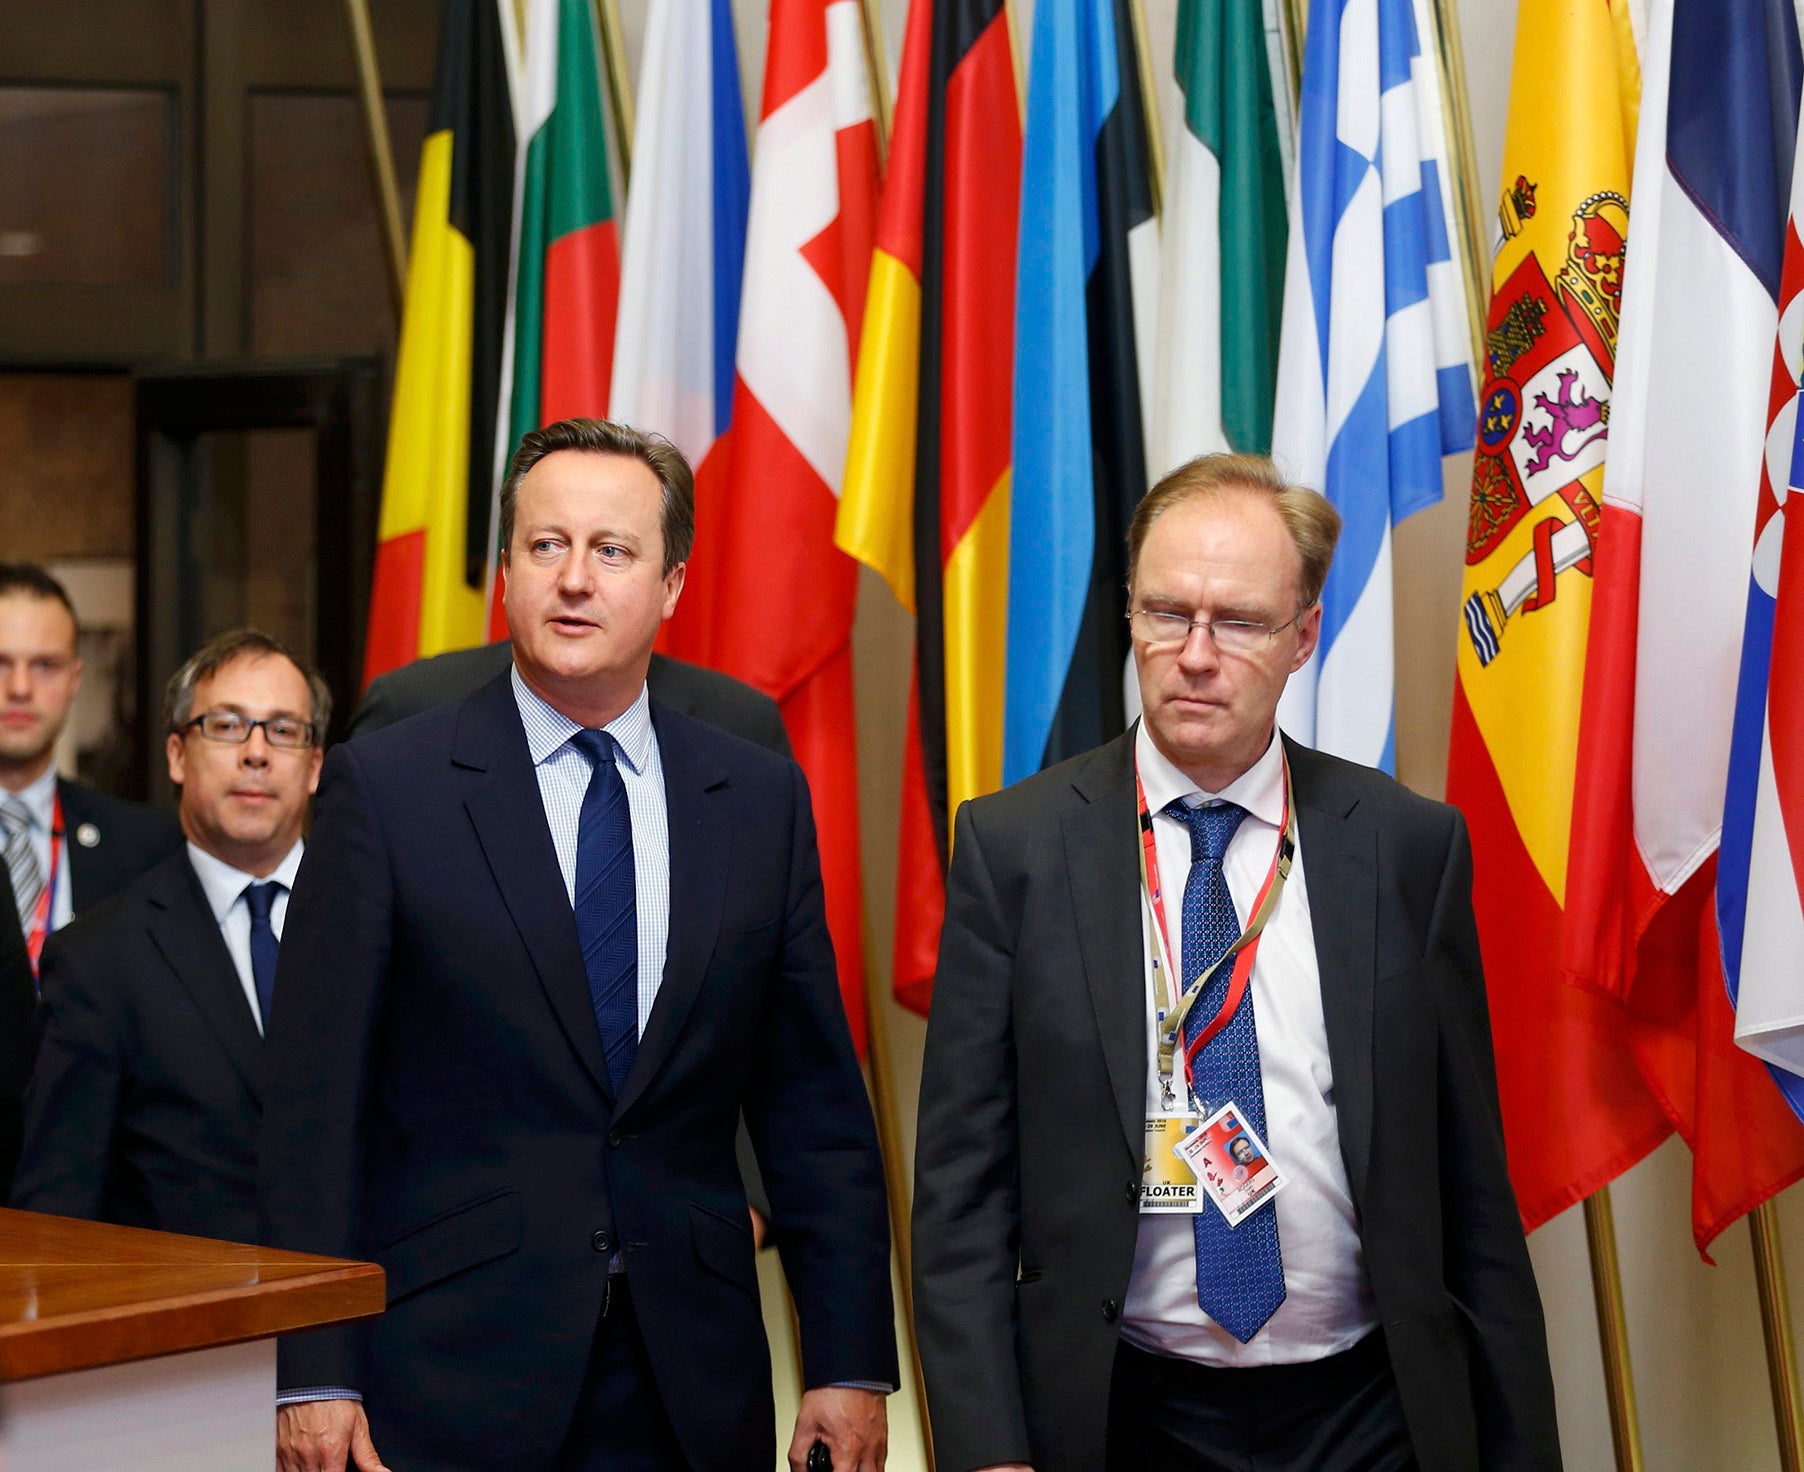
376, 1188, 522, 1306
690, 1201, 759, 1298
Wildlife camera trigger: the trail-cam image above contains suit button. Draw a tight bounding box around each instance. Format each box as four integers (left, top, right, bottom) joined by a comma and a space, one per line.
606, 1130, 623, 1149
1102, 1298, 1120, 1324
1125, 1181, 1139, 1206
591, 1230, 613, 1253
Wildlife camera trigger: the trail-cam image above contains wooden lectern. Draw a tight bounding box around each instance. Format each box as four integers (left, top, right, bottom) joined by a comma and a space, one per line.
0, 1207, 384, 1471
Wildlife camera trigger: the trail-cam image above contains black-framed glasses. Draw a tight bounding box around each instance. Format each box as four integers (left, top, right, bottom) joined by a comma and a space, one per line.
1127, 607, 1310, 655
179, 711, 316, 750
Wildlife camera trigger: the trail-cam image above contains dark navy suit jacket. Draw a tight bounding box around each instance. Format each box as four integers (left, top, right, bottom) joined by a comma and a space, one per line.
259, 670, 895, 1472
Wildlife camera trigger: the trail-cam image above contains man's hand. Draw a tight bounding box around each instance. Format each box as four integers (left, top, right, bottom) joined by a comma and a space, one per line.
276, 1400, 388, 1472
787, 1386, 887, 1472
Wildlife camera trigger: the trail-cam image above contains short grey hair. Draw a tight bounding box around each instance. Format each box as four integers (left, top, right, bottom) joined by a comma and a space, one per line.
164, 629, 332, 742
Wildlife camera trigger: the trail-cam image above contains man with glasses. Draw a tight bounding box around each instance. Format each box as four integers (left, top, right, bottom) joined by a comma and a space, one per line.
11, 629, 327, 1245
912, 454, 1558, 1472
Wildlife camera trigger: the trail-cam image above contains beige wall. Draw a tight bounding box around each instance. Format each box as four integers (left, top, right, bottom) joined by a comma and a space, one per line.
607, 0, 1803, 1465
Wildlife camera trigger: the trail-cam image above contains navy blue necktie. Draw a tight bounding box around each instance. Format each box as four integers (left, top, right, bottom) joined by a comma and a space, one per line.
1169, 799, 1286, 1343
243, 881, 281, 1035
571, 729, 639, 1096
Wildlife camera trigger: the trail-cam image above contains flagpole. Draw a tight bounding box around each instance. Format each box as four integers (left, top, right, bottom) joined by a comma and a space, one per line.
1752, 1200, 1804, 1472
1124, 0, 1164, 217
343, 0, 409, 318
1280, 0, 1306, 103
590, 0, 636, 180
1583, 1187, 1647, 1472
1427, 0, 1488, 370
855, 0, 893, 164
862, 944, 934, 1471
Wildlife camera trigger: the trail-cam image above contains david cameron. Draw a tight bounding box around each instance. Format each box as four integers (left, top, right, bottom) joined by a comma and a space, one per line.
260, 418, 896, 1472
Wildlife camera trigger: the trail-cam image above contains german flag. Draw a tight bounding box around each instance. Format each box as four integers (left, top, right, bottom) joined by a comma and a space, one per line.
836, 0, 1021, 1013
363, 0, 516, 685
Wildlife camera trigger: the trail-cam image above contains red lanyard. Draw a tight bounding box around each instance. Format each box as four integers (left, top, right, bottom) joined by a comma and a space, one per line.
1136, 750, 1295, 1092
25, 789, 63, 977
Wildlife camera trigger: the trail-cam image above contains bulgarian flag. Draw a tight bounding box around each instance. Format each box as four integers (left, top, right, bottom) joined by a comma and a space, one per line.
709, 0, 880, 1045
487, 0, 623, 638
363, 0, 517, 684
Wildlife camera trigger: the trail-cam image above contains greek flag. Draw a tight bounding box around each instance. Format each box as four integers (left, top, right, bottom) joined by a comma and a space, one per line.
1270, 0, 1474, 771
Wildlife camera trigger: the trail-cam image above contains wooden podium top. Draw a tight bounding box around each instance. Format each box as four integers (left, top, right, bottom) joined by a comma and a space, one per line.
0, 1208, 384, 1381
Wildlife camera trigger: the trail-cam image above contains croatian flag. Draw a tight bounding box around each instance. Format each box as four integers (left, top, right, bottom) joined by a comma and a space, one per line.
608, 0, 749, 657
1269, 0, 1474, 771
1724, 80, 1804, 1115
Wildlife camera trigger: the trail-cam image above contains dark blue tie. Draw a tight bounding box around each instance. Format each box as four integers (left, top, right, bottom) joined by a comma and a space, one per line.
243, 881, 281, 1035
571, 729, 639, 1096
1169, 799, 1286, 1343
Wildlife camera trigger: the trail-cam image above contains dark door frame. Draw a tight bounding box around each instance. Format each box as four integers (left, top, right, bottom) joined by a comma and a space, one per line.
133, 356, 383, 794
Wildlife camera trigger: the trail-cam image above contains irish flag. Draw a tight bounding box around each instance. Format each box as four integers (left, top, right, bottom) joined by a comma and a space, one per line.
1148, 0, 1290, 472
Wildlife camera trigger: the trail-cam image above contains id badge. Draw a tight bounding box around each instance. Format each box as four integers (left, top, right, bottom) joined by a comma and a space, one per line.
1173, 1103, 1286, 1228
1140, 1115, 1202, 1213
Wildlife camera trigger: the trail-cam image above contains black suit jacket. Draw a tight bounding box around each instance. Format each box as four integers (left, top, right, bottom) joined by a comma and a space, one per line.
10, 850, 265, 1243
912, 733, 1560, 1472
349, 641, 793, 758
58, 780, 184, 912
259, 671, 895, 1472
0, 869, 32, 1196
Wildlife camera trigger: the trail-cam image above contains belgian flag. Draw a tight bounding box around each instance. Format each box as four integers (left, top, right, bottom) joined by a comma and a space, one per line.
836, 0, 1022, 1012
364, 0, 517, 684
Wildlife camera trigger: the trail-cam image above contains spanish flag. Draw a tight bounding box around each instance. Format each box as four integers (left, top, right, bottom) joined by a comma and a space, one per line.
836, 0, 1021, 1012
363, 0, 516, 685
1444, 0, 1670, 1230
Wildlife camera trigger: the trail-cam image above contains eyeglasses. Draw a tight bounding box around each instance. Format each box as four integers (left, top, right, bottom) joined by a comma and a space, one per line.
179, 711, 316, 750
1127, 607, 1309, 655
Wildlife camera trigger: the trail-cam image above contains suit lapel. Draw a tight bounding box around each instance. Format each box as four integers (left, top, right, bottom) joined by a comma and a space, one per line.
58, 780, 97, 912
615, 704, 728, 1119
1065, 736, 1146, 1162
1288, 739, 1377, 1205
144, 856, 265, 1100
456, 675, 613, 1101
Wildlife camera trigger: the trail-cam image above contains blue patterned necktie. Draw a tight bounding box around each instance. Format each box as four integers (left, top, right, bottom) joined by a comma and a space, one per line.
571, 729, 639, 1096
242, 881, 282, 1035
1169, 798, 1286, 1343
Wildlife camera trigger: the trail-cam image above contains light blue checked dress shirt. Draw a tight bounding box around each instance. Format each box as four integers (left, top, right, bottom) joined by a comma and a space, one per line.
510, 667, 670, 1038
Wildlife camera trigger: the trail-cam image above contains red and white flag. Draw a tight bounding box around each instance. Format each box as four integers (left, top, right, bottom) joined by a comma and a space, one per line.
712, 0, 880, 1045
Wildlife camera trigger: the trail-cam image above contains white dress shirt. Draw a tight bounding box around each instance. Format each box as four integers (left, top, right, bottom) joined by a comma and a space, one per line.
8, 766, 73, 932
1120, 722, 1378, 1366
511, 667, 670, 1036
185, 839, 304, 1036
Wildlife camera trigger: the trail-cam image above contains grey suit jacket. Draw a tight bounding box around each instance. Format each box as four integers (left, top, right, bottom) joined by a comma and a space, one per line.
912, 731, 1560, 1472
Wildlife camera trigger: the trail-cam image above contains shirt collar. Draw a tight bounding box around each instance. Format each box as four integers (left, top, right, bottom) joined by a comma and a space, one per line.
4, 765, 58, 832
1133, 720, 1285, 831
510, 665, 654, 777
186, 839, 305, 926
